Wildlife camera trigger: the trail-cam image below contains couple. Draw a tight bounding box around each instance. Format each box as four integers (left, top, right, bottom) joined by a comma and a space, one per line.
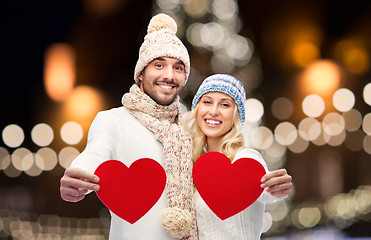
60, 14, 292, 240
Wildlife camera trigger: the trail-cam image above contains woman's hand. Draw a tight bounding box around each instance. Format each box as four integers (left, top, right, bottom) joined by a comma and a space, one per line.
260, 169, 292, 198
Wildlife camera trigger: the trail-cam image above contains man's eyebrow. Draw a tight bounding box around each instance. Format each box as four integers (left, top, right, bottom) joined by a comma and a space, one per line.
152, 57, 185, 66
176, 60, 185, 66
153, 57, 165, 61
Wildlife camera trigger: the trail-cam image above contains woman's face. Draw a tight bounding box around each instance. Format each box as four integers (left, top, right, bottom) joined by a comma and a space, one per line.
196, 92, 236, 142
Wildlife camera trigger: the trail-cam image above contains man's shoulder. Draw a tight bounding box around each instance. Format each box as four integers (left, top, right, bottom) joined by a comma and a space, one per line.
92, 106, 136, 124
97, 106, 131, 118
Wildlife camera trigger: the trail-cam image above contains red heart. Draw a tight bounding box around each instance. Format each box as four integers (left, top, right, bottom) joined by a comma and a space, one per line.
94, 159, 166, 224
193, 152, 266, 220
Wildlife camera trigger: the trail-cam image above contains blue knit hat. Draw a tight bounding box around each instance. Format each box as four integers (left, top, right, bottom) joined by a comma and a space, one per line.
191, 74, 246, 124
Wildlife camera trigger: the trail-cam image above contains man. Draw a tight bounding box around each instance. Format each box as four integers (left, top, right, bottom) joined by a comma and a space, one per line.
60, 13, 197, 240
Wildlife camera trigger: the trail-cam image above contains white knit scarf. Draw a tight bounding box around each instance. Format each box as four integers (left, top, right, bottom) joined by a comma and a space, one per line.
122, 84, 198, 240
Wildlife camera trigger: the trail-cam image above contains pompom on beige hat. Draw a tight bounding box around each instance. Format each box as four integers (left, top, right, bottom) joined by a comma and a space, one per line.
134, 13, 190, 84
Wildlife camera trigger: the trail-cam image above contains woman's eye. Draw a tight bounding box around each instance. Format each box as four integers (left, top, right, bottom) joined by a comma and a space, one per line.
221, 103, 230, 107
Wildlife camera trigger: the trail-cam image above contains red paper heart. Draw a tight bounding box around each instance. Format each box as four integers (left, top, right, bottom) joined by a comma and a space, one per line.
193, 152, 266, 220
94, 159, 166, 224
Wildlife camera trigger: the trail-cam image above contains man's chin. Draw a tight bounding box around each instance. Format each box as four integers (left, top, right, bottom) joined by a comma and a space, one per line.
153, 96, 177, 106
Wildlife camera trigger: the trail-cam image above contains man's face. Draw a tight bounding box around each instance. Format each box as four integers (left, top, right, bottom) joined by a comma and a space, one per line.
138, 57, 186, 106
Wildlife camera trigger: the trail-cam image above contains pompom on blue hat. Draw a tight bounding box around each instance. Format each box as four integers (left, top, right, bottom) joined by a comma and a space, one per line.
191, 74, 246, 124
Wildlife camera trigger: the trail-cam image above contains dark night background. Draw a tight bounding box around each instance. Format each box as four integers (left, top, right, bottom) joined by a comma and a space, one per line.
1, 0, 371, 238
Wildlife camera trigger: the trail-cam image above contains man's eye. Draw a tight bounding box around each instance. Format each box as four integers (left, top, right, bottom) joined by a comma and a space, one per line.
174, 66, 184, 71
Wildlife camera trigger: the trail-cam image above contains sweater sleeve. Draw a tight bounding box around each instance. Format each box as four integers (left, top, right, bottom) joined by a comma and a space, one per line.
70, 110, 119, 174
233, 148, 284, 204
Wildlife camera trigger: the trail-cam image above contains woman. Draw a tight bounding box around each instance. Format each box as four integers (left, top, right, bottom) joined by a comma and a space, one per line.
186, 74, 292, 239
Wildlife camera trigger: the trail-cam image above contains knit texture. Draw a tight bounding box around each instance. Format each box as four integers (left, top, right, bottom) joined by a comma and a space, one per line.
122, 84, 198, 240
191, 74, 246, 123
134, 13, 190, 84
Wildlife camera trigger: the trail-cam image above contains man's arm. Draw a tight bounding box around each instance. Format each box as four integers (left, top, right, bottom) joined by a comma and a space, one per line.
60, 168, 100, 202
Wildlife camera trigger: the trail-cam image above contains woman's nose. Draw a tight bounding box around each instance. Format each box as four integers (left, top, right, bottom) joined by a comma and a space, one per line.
209, 104, 219, 116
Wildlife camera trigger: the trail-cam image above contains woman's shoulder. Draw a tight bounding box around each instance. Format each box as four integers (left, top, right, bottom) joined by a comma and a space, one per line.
234, 148, 263, 161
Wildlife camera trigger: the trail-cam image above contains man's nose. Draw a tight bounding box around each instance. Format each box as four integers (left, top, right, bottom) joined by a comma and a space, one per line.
163, 66, 175, 80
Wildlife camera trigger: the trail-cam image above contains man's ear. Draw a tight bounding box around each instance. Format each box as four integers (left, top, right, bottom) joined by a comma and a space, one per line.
137, 71, 144, 88
138, 71, 144, 82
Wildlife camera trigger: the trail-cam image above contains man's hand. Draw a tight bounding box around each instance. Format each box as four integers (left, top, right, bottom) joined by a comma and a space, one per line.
260, 169, 292, 198
60, 168, 100, 202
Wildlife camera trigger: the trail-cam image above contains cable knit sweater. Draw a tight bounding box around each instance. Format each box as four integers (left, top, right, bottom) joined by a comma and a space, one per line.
195, 148, 283, 240
70, 106, 177, 240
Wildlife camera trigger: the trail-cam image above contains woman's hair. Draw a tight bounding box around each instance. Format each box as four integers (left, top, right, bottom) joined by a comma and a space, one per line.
185, 102, 244, 162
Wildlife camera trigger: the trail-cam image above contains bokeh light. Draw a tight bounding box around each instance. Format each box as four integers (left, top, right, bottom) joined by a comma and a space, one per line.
212, 0, 237, 20
44, 43, 75, 102
156, 0, 182, 11
274, 122, 298, 146
364, 135, 371, 154
58, 146, 80, 169
322, 112, 345, 136
288, 135, 309, 153
249, 126, 274, 150
302, 94, 325, 118
298, 117, 321, 141
312, 130, 331, 146
245, 98, 264, 123
210, 51, 235, 73
186, 23, 205, 48
31, 123, 54, 147
292, 42, 320, 67
3, 160, 21, 178
35, 147, 58, 171
225, 35, 253, 65
301, 60, 341, 97
200, 22, 226, 49
262, 212, 273, 233
64, 85, 103, 120
83, 0, 126, 17
25, 160, 43, 177
266, 200, 290, 222
363, 82, 371, 106
271, 97, 294, 120
264, 140, 286, 159
362, 113, 371, 135
334, 40, 370, 75
344, 130, 364, 151
183, 0, 208, 18
327, 130, 346, 147
2, 124, 25, 148
342, 109, 363, 132
0, 147, 11, 170
60, 122, 84, 145
297, 207, 321, 228
332, 88, 355, 112
342, 47, 369, 74
11, 148, 33, 171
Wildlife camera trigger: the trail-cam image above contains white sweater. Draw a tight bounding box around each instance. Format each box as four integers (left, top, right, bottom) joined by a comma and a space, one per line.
195, 148, 282, 240
70, 106, 176, 240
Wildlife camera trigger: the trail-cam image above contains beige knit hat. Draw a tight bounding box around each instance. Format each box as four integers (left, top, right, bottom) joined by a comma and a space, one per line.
134, 13, 190, 84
